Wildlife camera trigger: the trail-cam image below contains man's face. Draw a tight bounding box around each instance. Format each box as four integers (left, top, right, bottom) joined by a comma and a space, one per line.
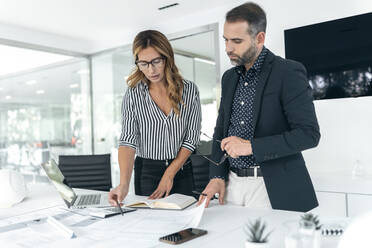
223, 21, 258, 66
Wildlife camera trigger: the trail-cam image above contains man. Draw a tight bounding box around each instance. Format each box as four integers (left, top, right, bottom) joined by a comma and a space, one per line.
198, 2, 320, 212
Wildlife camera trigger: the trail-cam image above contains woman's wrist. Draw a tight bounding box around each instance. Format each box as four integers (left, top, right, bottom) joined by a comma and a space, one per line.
164, 167, 177, 180
118, 181, 130, 189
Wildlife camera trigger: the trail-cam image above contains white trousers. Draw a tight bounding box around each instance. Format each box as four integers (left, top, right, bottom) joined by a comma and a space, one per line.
225, 171, 272, 209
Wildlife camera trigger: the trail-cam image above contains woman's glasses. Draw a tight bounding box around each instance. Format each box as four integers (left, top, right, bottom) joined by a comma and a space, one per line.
135, 57, 165, 71
200, 132, 230, 166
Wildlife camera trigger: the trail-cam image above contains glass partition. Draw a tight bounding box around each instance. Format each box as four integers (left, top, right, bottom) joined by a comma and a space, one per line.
171, 29, 219, 154
0, 46, 92, 182
91, 48, 133, 186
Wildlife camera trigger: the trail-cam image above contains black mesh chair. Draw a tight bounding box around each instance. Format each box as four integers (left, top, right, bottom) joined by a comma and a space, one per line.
58, 154, 112, 192
190, 154, 210, 194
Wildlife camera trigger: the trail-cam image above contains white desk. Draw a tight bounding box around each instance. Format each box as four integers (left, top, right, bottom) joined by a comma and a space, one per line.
0, 183, 344, 248
0, 183, 63, 220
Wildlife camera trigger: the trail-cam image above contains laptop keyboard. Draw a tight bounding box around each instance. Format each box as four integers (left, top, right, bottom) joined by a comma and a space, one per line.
77, 194, 101, 206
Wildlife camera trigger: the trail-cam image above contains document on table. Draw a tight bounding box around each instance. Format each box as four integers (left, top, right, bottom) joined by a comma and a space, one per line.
0, 224, 66, 248
80, 199, 207, 247
0, 206, 100, 248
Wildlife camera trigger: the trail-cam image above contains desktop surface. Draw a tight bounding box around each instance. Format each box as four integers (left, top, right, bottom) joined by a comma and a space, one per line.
0, 183, 344, 248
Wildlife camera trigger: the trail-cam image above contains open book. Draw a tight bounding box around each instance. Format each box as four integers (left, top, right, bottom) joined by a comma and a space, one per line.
125, 193, 196, 210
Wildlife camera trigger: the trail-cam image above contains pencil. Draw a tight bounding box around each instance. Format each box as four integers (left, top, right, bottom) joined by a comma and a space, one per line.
115, 199, 124, 215
192, 190, 218, 200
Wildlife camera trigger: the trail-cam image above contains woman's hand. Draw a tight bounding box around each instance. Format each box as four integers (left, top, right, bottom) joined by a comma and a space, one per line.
149, 172, 174, 199
108, 184, 129, 206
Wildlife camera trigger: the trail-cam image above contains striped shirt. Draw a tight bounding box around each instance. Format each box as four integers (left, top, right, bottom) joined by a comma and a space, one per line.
119, 80, 201, 160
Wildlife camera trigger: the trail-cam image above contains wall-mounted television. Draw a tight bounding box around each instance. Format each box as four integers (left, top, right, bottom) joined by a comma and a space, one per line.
284, 12, 372, 100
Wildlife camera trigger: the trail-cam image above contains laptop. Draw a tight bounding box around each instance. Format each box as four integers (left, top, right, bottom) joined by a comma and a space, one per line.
41, 159, 111, 209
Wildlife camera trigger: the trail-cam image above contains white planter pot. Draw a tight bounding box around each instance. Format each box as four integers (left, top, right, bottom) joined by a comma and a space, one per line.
245, 241, 269, 248
313, 230, 322, 248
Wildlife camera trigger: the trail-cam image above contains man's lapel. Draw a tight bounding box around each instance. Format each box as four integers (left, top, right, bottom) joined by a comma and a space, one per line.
223, 70, 239, 135
252, 51, 275, 133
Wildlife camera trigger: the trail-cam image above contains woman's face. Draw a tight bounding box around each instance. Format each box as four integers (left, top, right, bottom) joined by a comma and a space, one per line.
137, 46, 166, 84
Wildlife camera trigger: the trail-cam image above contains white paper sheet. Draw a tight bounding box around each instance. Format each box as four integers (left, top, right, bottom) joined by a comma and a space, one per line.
81, 199, 207, 244
0, 206, 100, 248
0, 221, 66, 248
0, 200, 207, 248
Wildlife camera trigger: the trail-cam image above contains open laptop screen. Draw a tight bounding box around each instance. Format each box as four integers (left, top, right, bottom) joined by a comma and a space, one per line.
41, 159, 77, 207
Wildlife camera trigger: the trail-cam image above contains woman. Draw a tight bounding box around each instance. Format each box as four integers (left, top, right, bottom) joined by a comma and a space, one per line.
108, 30, 201, 205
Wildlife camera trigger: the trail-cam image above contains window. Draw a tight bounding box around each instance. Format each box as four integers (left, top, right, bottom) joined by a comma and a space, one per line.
0, 44, 91, 182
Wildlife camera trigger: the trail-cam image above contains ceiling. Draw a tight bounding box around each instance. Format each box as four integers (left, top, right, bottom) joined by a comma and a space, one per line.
0, 0, 233, 50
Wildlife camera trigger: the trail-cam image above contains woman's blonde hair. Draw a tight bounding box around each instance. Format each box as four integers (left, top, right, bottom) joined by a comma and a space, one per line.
127, 30, 184, 115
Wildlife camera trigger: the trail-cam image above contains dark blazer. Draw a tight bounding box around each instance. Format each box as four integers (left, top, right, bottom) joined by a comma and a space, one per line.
209, 49, 320, 212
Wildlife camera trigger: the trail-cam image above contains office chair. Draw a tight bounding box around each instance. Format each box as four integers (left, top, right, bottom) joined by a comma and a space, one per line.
58, 154, 112, 192
190, 154, 210, 195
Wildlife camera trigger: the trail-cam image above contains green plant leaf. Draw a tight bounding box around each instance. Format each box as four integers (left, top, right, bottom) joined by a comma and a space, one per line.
243, 218, 272, 243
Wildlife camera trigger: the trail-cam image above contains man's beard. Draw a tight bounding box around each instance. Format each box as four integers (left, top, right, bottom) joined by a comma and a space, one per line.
228, 43, 258, 66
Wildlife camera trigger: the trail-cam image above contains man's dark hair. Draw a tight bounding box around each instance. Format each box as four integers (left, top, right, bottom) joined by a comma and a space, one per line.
226, 2, 267, 36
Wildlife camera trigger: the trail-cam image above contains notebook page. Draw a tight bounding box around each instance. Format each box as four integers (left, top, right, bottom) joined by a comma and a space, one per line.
153, 194, 196, 209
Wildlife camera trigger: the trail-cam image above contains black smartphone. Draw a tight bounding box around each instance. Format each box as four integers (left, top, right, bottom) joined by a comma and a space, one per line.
159, 228, 207, 244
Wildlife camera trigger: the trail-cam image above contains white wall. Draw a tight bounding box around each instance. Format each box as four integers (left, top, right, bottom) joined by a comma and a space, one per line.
149, 0, 372, 177
257, 0, 372, 176
136, 0, 372, 74
303, 97, 372, 176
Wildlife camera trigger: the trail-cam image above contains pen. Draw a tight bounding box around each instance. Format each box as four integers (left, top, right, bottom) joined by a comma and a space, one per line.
115, 199, 124, 216
192, 191, 218, 200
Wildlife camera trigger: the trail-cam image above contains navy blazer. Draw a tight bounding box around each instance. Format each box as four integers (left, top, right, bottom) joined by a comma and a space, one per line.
209, 50, 320, 212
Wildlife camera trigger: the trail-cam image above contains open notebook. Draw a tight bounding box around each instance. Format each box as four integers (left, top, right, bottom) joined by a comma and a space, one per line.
125, 194, 196, 210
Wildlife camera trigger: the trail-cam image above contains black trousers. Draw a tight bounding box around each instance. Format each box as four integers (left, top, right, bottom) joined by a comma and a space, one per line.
134, 157, 194, 197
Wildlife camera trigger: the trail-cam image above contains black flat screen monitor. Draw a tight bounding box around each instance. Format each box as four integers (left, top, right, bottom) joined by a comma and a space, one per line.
285, 12, 372, 100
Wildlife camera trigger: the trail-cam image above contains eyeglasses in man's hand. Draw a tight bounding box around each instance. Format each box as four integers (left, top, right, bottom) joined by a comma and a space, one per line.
200, 132, 230, 166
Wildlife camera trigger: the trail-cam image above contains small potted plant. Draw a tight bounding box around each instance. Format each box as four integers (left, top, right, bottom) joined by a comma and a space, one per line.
243, 218, 272, 248
301, 213, 322, 248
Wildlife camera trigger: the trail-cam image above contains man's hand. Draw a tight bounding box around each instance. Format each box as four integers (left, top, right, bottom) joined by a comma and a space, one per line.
197, 178, 225, 207
108, 184, 129, 206
221, 136, 252, 158
149, 172, 174, 199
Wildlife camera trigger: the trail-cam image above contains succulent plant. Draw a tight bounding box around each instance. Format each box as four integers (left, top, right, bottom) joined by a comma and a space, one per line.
243, 218, 272, 243
301, 213, 322, 230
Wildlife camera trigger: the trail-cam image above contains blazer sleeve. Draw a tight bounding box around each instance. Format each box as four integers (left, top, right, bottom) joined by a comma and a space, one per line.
251, 61, 321, 162
209, 72, 230, 179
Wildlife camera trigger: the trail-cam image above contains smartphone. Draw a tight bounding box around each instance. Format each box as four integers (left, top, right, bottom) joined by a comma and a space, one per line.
159, 228, 207, 244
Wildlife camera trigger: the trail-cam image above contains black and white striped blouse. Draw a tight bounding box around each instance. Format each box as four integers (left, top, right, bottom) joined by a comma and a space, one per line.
119, 80, 201, 160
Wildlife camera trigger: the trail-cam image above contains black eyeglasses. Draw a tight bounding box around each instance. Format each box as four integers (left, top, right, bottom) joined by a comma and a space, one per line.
135, 57, 165, 71
199, 131, 230, 166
